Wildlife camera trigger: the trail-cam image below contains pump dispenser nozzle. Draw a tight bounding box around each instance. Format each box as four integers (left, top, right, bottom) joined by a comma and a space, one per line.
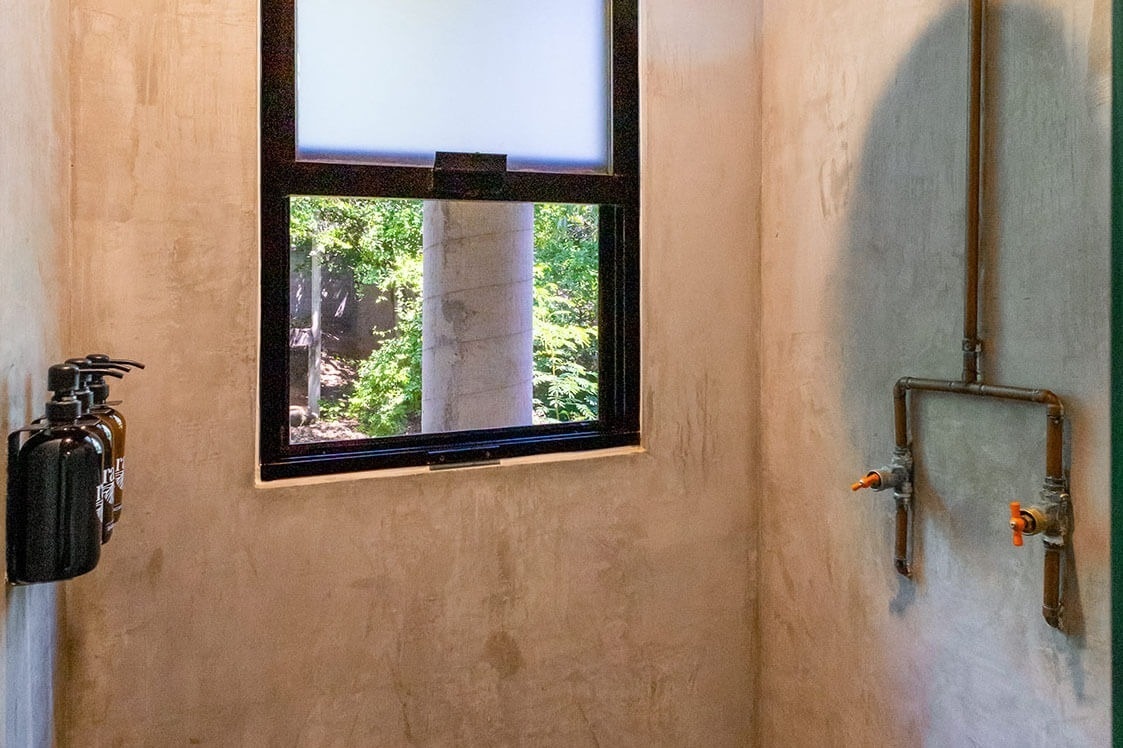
85, 353, 146, 370
65, 359, 128, 405
64, 359, 126, 379
68, 356, 139, 406
68, 358, 130, 375
58, 364, 122, 410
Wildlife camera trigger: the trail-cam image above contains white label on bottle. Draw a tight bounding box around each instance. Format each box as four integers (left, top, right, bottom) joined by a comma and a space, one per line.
115, 457, 125, 490
99, 468, 115, 522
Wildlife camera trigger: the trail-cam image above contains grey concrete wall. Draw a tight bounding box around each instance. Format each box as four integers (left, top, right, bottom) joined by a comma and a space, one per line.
0, 2, 71, 746
760, 1, 1111, 745
62, 0, 761, 744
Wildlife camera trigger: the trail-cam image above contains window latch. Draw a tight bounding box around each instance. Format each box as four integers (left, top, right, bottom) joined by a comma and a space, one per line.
432, 152, 507, 198
427, 444, 501, 470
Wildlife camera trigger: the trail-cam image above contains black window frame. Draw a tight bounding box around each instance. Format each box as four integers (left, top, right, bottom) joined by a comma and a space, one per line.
259, 0, 640, 480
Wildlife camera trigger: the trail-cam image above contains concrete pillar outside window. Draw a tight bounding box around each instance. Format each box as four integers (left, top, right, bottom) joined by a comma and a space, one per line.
421, 200, 534, 432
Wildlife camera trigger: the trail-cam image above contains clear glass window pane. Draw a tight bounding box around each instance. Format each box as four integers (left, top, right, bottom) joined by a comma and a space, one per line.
295, 0, 611, 172
288, 197, 600, 444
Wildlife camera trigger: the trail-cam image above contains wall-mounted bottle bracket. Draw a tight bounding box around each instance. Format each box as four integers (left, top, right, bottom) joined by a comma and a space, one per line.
6, 356, 144, 586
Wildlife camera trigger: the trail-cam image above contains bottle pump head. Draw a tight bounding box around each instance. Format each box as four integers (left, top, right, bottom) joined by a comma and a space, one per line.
50, 362, 124, 418
67, 356, 135, 404
45, 364, 84, 422
88, 376, 111, 405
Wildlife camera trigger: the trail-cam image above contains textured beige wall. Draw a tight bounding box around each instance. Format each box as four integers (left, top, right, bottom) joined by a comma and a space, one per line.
760, 1, 1111, 745
63, 0, 761, 744
0, 2, 71, 746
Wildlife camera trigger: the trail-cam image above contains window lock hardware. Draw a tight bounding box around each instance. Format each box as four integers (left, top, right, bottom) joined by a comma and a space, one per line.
432, 152, 507, 198
427, 444, 502, 470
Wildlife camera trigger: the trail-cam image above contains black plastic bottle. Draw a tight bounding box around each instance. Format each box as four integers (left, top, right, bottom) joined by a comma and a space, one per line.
84, 354, 144, 529
7, 364, 105, 584
67, 360, 123, 542
88, 373, 127, 533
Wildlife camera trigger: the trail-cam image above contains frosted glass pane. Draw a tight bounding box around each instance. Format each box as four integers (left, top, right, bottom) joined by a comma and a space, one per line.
296, 0, 611, 172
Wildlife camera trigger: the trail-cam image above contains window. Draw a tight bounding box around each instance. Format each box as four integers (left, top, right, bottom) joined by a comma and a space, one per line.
260, 0, 639, 479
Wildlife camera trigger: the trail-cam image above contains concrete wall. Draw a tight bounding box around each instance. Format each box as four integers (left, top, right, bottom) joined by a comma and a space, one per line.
0, 2, 71, 746
760, 1, 1111, 745
12, 0, 1109, 743
62, 0, 761, 744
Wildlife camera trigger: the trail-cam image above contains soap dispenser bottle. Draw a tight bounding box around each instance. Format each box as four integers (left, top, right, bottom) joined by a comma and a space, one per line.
7, 364, 105, 583
67, 359, 125, 542
83, 354, 144, 529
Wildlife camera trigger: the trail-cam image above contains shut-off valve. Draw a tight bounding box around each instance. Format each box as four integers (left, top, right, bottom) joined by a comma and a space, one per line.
1009, 501, 1046, 546
1007, 484, 1071, 629
851, 447, 914, 577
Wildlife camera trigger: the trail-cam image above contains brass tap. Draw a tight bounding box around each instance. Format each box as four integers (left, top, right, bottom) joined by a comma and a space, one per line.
1008, 501, 1047, 546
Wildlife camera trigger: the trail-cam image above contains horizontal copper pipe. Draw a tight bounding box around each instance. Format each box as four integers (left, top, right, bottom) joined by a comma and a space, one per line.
893, 377, 1064, 482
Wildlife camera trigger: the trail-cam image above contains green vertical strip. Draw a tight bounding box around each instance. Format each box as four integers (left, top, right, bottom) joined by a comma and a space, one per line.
1113, 1, 1123, 743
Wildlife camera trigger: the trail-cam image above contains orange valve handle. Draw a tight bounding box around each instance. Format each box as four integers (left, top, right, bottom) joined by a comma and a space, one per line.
851, 472, 882, 492
1009, 502, 1025, 547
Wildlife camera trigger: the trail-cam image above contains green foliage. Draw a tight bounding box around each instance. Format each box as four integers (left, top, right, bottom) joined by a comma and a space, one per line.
290, 196, 424, 435
290, 196, 422, 289
532, 203, 599, 422
347, 310, 422, 435
290, 197, 600, 436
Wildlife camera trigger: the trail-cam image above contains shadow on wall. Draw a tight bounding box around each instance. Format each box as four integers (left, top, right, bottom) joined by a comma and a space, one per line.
2, 371, 61, 748
832, 4, 1101, 630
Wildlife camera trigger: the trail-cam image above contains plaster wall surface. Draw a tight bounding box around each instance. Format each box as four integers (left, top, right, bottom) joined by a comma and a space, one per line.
0, 2, 71, 746
62, 0, 761, 744
760, 1, 1111, 745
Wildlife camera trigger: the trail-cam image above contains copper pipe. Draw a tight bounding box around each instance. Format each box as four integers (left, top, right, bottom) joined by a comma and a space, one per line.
871, 0, 1071, 630
894, 502, 911, 577
893, 379, 909, 449
1042, 540, 1063, 628
962, 0, 985, 383
893, 377, 1064, 482
892, 377, 1068, 627
1045, 412, 1064, 483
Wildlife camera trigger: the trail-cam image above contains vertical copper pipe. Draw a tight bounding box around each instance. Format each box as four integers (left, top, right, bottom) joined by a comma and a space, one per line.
1045, 407, 1064, 482
1042, 541, 1063, 627
894, 503, 911, 577
963, 0, 984, 383
893, 380, 909, 448
1043, 405, 1066, 631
